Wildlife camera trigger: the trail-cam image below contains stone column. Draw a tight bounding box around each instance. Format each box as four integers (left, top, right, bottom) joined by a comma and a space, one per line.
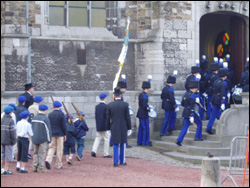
201, 157, 221, 187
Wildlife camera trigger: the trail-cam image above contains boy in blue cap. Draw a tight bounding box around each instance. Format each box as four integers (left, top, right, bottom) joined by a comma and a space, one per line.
15, 95, 27, 123
16, 110, 33, 173
31, 104, 52, 173
1, 106, 16, 175
45, 101, 67, 170
74, 111, 89, 161
28, 96, 43, 121
91, 93, 112, 158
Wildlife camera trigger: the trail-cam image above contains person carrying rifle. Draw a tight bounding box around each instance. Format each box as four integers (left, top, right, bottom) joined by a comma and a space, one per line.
73, 107, 89, 161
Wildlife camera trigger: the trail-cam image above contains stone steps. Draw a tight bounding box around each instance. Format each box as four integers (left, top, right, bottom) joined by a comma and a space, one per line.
162, 151, 244, 166
154, 134, 221, 148
151, 140, 231, 157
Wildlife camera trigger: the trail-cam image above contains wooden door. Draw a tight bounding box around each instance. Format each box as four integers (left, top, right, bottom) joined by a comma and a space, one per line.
230, 16, 246, 84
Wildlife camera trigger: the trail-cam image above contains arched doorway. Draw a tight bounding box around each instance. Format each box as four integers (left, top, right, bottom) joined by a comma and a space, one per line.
200, 12, 248, 83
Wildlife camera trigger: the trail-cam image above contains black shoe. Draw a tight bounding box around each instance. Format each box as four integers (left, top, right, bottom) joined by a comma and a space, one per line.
137, 144, 142, 146
110, 144, 113, 147
20, 170, 28, 173
45, 161, 50, 170
16, 167, 20, 172
120, 162, 127, 166
206, 130, 214, 135
176, 141, 182, 146
126, 145, 132, 149
194, 138, 204, 141
160, 133, 165, 137
103, 155, 112, 158
114, 164, 119, 167
91, 152, 96, 157
206, 117, 210, 120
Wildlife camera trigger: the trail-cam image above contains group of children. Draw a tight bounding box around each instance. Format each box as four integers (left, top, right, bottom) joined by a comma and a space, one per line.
1, 96, 89, 175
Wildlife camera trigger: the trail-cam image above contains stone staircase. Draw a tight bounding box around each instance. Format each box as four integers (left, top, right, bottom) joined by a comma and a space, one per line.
151, 120, 233, 166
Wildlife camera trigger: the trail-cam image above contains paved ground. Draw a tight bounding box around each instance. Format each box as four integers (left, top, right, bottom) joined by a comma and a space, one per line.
1, 139, 247, 187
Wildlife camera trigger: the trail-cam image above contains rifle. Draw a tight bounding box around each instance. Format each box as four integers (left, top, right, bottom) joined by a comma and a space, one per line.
62, 102, 73, 124
50, 95, 55, 103
71, 103, 85, 121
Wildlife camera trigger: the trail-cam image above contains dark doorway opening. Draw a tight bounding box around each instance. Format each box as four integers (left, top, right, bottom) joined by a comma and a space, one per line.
200, 12, 248, 84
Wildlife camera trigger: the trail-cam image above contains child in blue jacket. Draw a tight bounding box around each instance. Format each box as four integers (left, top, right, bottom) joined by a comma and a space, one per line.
74, 111, 89, 161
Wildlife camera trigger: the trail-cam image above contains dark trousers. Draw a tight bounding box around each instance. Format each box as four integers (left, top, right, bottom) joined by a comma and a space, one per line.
17, 137, 30, 163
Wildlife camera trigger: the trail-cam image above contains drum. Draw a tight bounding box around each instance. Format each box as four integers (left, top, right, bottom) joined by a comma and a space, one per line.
175, 98, 181, 106
232, 86, 242, 102
148, 105, 157, 118
129, 106, 135, 117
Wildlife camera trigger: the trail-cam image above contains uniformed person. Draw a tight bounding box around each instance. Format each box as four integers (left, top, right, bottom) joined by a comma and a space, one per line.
28, 96, 43, 121
185, 65, 201, 91
116, 75, 132, 149
225, 54, 236, 93
137, 77, 152, 146
206, 62, 220, 120
106, 87, 132, 167
160, 75, 178, 137
199, 56, 210, 120
176, 81, 203, 146
20, 83, 35, 109
240, 58, 249, 92
206, 69, 228, 135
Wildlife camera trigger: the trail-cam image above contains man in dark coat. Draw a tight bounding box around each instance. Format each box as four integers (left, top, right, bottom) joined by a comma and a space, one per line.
20, 83, 34, 109
106, 88, 132, 167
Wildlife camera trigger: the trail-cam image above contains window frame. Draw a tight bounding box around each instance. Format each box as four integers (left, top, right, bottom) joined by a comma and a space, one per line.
48, 1, 107, 28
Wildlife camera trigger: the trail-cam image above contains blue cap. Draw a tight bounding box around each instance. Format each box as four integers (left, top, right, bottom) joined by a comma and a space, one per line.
39, 104, 49, 111
53, 101, 62, 108
18, 95, 27, 103
65, 114, 74, 120
19, 110, 30, 119
80, 111, 85, 117
99, 93, 108, 100
4, 106, 14, 114
8, 104, 17, 111
34, 96, 43, 103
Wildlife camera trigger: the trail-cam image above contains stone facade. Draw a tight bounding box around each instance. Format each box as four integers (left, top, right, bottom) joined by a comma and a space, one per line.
1, 1, 249, 139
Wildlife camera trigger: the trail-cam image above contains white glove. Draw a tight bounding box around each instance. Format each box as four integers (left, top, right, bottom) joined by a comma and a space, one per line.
127, 130, 132, 136
175, 106, 180, 112
196, 74, 201, 81
195, 97, 200, 104
107, 130, 111, 136
203, 93, 208, 99
227, 92, 231, 99
221, 104, 225, 111
190, 117, 194, 124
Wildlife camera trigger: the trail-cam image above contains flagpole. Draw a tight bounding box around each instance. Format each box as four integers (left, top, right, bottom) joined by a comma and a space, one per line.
112, 16, 130, 92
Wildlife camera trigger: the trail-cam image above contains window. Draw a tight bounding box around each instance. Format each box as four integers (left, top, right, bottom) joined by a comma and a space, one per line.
77, 49, 87, 65
49, 1, 106, 28
215, 31, 231, 60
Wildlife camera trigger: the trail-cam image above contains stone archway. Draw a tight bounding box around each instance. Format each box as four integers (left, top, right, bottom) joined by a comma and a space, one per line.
200, 11, 248, 83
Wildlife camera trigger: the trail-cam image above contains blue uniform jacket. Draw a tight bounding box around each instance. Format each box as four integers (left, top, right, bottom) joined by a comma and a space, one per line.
95, 103, 108, 132
181, 91, 196, 119
137, 92, 149, 119
74, 119, 89, 139
48, 110, 67, 137
206, 73, 220, 96
200, 69, 210, 94
211, 78, 226, 106
161, 85, 176, 111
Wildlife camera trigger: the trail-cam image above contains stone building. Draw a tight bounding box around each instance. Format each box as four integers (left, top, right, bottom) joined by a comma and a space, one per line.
1, 1, 249, 139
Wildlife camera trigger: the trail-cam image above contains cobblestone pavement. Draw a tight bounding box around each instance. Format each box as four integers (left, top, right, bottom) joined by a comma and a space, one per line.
1, 139, 246, 187
84, 139, 202, 169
